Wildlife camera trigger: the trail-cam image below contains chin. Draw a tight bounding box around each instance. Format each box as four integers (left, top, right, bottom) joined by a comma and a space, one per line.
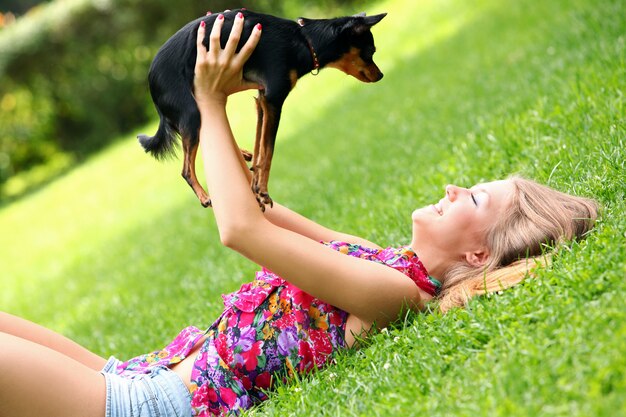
412, 206, 432, 222
411, 209, 421, 223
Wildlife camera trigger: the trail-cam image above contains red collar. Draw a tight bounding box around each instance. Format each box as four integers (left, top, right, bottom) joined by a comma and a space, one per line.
297, 19, 320, 75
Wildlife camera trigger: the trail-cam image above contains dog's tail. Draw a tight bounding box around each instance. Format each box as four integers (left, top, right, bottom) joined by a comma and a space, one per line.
137, 112, 177, 160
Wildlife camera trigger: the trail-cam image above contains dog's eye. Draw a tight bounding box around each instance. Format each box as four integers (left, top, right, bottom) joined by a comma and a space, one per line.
362, 46, 376, 60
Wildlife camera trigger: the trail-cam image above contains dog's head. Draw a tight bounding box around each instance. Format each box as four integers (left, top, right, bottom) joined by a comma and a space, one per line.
300, 12, 386, 83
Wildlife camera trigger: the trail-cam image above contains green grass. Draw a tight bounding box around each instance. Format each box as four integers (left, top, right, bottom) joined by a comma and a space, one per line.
2, 0, 625, 415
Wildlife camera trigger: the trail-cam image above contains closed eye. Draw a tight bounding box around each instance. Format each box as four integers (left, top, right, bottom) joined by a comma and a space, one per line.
471, 193, 478, 206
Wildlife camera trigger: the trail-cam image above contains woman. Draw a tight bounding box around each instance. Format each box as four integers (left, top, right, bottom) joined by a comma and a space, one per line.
0, 14, 597, 417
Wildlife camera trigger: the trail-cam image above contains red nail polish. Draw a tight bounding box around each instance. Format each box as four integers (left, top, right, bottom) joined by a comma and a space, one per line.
241, 8, 247, 11
218, 14, 224, 20
206, 11, 211, 16
256, 23, 262, 30
237, 12, 243, 19
200, 21, 205, 28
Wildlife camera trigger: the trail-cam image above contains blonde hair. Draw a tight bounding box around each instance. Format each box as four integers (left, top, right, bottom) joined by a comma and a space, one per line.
437, 176, 598, 312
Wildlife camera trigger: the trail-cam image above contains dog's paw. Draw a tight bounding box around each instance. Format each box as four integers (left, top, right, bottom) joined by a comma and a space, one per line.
240, 149, 253, 162
252, 190, 272, 211
255, 193, 273, 211
201, 197, 212, 208
255, 194, 267, 212
259, 192, 273, 208
251, 179, 272, 210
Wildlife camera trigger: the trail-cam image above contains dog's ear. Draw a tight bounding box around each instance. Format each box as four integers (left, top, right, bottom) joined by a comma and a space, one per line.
363, 13, 387, 26
297, 17, 313, 27
346, 12, 387, 35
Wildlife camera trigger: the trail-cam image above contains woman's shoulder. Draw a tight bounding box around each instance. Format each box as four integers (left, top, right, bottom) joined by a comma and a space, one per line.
323, 241, 441, 296
322, 240, 412, 260
322, 240, 382, 255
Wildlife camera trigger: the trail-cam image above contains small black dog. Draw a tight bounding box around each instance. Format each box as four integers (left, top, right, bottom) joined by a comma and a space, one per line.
138, 9, 386, 208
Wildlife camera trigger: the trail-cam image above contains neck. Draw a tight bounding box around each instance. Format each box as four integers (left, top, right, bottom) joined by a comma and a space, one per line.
297, 19, 343, 69
303, 35, 320, 73
410, 238, 454, 283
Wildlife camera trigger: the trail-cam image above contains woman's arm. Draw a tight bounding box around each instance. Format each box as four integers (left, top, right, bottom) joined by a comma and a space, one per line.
232, 121, 380, 248
266, 204, 381, 248
194, 15, 420, 326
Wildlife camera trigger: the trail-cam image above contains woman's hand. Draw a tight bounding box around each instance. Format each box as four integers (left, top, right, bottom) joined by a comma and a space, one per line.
193, 12, 262, 108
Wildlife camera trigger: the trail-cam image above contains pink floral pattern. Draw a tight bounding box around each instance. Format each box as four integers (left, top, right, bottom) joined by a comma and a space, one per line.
112, 241, 439, 416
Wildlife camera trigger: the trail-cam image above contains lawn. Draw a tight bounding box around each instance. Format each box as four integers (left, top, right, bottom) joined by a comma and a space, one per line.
1, 0, 625, 415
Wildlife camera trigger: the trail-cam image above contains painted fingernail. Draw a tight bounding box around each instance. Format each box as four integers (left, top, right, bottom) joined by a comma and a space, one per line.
255, 23, 262, 30
241, 8, 247, 11
200, 21, 205, 28
218, 14, 224, 20
206, 11, 211, 16
237, 12, 243, 19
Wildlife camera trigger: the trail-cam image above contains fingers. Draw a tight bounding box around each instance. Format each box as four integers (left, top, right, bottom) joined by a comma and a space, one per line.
223, 12, 244, 56
235, 22, 262, 67
209, 14, 225, 59
196, 20, 206, 63
195, 11, 262, 79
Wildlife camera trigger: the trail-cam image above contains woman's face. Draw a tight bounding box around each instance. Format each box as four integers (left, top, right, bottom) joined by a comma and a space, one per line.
412, 180, 514, 265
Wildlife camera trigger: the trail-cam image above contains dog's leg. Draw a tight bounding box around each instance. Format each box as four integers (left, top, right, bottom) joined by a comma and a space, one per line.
252, 95, 269, 209
252, 94, 282, 210
240, 149, 253, 162
250, 95, 264, 174
250, 95, 265, 209
181, 136, 211, 208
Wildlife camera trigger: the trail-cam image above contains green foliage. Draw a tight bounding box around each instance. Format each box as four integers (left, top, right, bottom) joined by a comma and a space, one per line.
252, 0, 363, 18
1, 0, 625, 415
0, 0, 359, 200
0, 82, 57, 183
0, 0, 239, 200
1, 0, 44, 15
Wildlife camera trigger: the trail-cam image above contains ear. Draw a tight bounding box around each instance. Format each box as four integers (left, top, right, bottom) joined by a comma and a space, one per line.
363, 13, 387, 26
297, 17, 313, 27
346, 12, 387, 35
465, 248, 490, 267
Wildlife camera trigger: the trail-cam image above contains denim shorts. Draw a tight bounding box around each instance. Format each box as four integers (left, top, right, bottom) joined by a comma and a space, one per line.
100, 356, 192, 417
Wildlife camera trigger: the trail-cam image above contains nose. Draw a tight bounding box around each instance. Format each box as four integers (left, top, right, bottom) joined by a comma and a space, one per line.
445, 184, 467, 201
366, 64, 384, 82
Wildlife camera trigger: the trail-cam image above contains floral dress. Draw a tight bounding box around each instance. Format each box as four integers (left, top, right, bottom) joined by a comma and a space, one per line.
112, 241, 440, 416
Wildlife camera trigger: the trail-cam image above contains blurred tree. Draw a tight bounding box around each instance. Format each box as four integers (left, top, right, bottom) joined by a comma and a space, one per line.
0, 0, 48, 15
0, 0, 362, 201
0, 0, 242, 199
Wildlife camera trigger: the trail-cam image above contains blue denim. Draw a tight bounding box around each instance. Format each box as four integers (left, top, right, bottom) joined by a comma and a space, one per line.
100, 357, 192, 417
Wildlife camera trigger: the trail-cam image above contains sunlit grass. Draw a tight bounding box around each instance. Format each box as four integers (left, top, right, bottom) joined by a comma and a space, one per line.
2, 0, 625, 415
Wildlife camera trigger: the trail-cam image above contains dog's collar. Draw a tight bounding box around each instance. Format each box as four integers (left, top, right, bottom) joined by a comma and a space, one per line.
297, 19, 320, 75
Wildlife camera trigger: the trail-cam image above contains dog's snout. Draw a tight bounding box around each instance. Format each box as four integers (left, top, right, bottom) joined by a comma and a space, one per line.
367, 65, 383, 82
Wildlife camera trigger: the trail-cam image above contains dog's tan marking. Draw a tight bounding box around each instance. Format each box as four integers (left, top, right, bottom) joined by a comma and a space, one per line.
240, 149, 253, 161
257, 106, 276, 205
181, 137, 211, 207
289, 69, 299, 89
251, 96, 276, 209
252, 96, 264, 173
327, 47, 382, 83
